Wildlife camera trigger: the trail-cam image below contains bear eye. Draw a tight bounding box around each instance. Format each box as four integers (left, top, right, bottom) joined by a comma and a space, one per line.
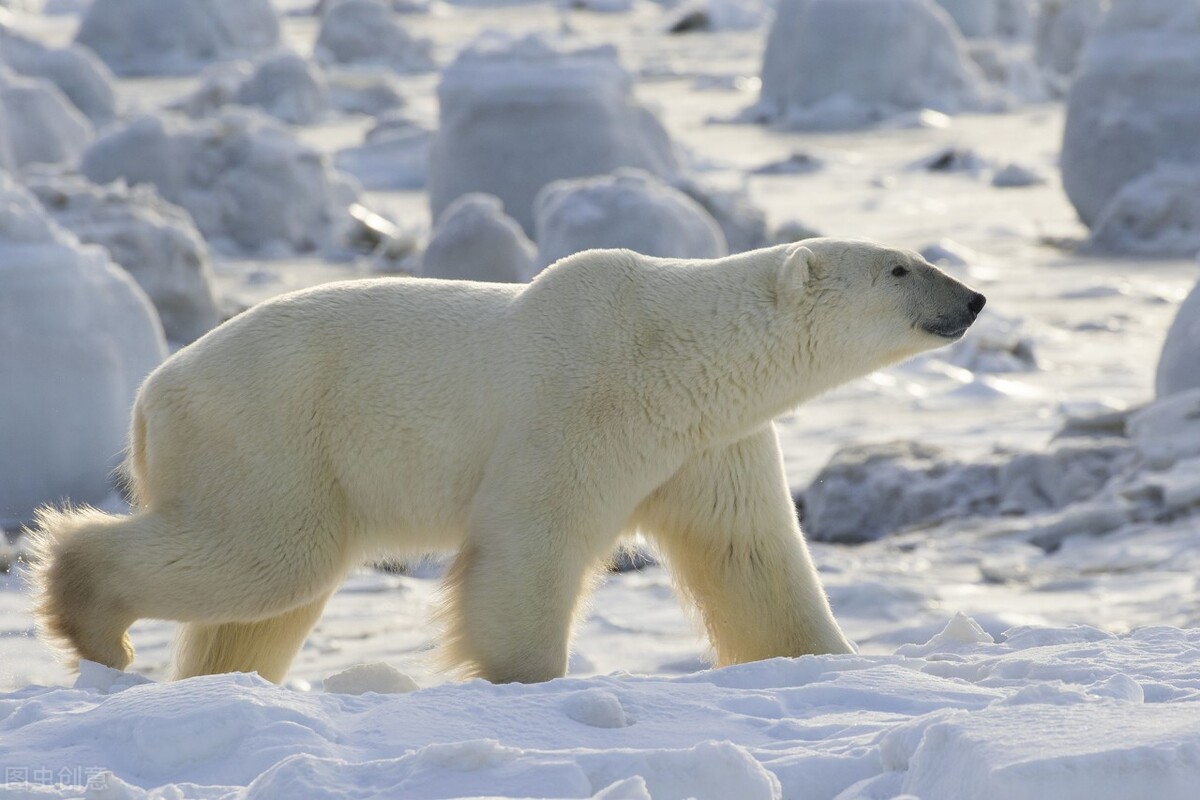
891, 265, 909, 277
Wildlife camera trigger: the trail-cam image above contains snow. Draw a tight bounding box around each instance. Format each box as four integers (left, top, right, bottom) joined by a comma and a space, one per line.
0, 23, 116, 125
74, 0, 281, 77
0, 65, 91, 167
1061, 0, 1200, 228
0, 173, 166, 527
79, 110, 359, 255
755, 0, 995, 129
315, 0, 435, 74
534, 169, 726, 267
26, 173, 221, 344
323, 662, 420, 694
176, 52, 330, 125
1087, 165, 1200, 257
326, 71, 406, 116
934, 0, 997, 38
1035, 0, 1108, 83
421, 192, 538, 282
3, 623, 1200, 798
428, 32, 680, 235
1156, 278, 1200, 399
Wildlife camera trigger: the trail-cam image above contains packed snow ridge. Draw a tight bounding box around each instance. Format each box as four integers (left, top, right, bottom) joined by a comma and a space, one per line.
0, 22, 116, 125
0, 64, 92, 169
800, 385, 1200, 547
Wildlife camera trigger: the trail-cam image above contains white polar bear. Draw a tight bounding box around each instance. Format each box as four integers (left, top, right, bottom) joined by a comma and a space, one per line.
30, 239, 985, 684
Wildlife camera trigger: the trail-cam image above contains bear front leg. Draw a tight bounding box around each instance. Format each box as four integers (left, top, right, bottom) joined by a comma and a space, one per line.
636, 425, 854, 665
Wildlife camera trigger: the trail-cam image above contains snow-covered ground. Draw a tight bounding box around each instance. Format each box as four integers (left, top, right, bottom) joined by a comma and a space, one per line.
3, 1, 1200, 798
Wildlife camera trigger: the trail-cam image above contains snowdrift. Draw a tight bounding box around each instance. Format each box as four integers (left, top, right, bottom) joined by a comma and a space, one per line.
315, 0, 435, 73
3, 620, 1200, 799
428, 33, 679, 235
422, 193, 538, 282
0, 65, 92, 168
75, 0, 281, 76
756, 0, 993, 128
176, 52, 329, 125
1062, 0, 1200, 245
0, 23, 116, 125
1087, 165, 1200, 257
79, 110, 359, 255
28, 174, 221, 344
534, 169, 726, 267
0, 174, 166, 526
1156, 280, 1200, 399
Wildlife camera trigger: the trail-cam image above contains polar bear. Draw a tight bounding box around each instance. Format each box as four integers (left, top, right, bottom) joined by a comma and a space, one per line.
30, 239, 985, 684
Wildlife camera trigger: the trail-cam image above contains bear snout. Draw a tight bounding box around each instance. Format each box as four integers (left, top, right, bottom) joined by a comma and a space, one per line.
968, 292, 986, 318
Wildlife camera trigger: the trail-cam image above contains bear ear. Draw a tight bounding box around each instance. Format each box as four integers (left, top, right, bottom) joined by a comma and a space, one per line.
774, 244, 813, 306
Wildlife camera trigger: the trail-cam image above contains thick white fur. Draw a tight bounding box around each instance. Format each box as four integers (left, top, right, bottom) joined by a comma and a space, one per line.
29, 239, 980, 683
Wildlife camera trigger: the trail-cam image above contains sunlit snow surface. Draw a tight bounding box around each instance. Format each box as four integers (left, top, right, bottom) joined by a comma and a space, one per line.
3, 1, 1200, 798
2, 618, 1200, 799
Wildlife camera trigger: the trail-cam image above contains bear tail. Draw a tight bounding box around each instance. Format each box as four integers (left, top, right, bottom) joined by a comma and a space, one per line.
24, 505, 139, 672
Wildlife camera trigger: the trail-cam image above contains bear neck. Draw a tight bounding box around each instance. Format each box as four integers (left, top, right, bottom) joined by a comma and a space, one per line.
636, 255, 867, 446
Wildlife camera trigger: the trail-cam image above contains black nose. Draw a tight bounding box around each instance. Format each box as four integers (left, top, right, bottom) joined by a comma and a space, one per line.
968, 292, 986, 317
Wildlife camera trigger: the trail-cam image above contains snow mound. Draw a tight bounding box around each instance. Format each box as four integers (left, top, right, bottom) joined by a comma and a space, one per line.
323, 663, 419, 694
670, 176, 769, 254
991, 161, 1046, 187
1156, 282, 1200, 398
326, 72, 406, 116
177, 52, 329, 125
1087, 165, 1200, 257
935, 0, 1032, 39
756, 0, 994, 129
1036, 0, 1108, 83
80, 110, 359, 256
1061, 0, 1200, 228
935, 0, 997, 37
421, 193, 538, 283
27, 174, 220, 344
0, 65, 92, 167
315, 0, 435, 73
75, 0, 281, 77
334, 114, 430, 190
0, 23, 116, 124
429, 32, 679, 235
5, 627, 1200, 798
0, 174, 166, 526
534, 170, 727, 267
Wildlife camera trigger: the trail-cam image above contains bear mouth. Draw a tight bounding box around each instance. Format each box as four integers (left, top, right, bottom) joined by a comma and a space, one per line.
921, 321, 971, 340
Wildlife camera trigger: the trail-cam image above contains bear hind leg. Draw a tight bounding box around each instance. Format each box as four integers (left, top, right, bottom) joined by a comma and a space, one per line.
173, 591, 333, 683
436, 527, 607, 684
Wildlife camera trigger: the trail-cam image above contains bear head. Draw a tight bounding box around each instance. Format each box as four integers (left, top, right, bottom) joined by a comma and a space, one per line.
773, 238, 986, 369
